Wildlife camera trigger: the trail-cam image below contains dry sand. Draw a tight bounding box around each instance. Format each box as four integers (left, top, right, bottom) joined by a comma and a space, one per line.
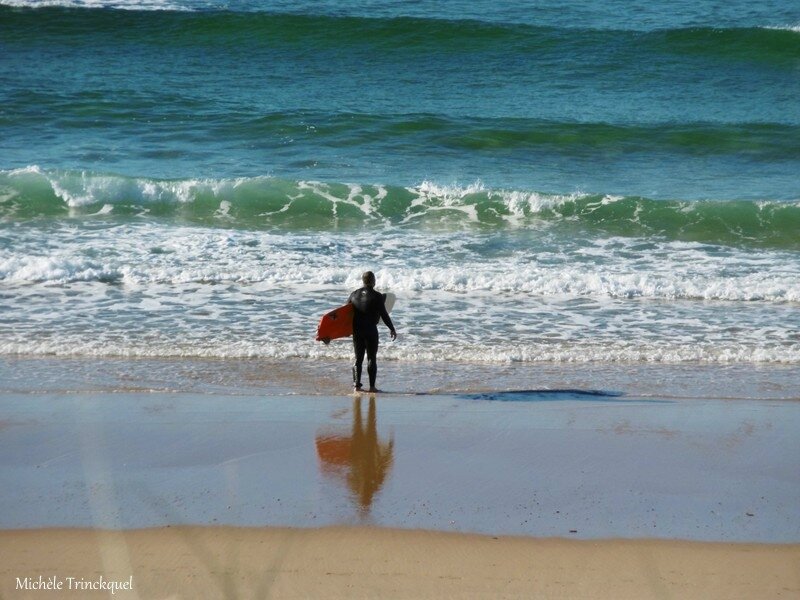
2, 526, 799, 599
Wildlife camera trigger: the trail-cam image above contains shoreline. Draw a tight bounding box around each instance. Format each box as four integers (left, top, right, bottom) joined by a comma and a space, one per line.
2, 526, 798, 599
2, 355, 798, 400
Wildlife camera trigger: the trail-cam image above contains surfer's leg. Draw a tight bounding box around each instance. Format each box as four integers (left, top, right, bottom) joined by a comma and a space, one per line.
352, 334, 366, 389
366, 333, 379, 390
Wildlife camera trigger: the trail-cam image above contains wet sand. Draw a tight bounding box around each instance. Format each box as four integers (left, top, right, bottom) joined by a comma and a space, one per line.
1, 358, 799, 597
2, 389, 799, 540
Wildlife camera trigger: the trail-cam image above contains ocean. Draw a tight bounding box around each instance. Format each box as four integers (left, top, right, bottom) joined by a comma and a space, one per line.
1, 0, 799, 370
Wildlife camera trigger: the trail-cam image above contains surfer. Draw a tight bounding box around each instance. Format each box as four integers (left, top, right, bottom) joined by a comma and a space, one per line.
349, 271, 396, 392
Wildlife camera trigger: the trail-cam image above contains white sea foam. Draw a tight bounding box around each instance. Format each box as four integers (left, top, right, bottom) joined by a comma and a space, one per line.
0, 255, 118, 283
1, 224, 798, 302
2, 257, 798, 302
297, 181, 385, 222
2, 336, 798, 365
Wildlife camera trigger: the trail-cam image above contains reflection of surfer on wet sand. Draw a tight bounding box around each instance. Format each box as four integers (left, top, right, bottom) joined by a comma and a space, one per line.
316, 396, 394, 514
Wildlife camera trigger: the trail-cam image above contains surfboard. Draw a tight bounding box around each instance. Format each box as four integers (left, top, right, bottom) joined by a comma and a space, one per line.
316, 292, 396, 345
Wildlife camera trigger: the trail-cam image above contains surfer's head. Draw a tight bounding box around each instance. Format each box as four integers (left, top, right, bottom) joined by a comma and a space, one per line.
362, 271, 376, 288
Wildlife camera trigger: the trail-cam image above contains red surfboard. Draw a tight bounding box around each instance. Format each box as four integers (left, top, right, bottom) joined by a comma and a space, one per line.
315, 293, 396, 345
315, 303, 354, 345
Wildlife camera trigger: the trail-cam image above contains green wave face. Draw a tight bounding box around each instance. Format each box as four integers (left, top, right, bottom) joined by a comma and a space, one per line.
3, 7, 799, 66
660, 26, 800, 65
2, 169, 798, 249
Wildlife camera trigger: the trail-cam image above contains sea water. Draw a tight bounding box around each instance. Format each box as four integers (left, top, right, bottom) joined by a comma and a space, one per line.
1, 0, 799, 366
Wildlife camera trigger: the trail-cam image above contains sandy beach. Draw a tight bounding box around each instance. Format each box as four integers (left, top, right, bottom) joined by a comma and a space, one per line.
4, 0, 800, 595
1, 357, 799, 598
3, 526, 798, 599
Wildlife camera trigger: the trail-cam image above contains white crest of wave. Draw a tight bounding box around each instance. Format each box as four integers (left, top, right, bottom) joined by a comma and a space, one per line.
766, 24, 800, 33
49, 171, 127, 208
0, 0, 190, 10
6, 168, 595, 222
7, 166, 262, 208
409, 180, 585, 225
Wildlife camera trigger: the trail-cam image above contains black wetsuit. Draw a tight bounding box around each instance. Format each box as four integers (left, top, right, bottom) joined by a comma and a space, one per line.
348, 286, 395, 389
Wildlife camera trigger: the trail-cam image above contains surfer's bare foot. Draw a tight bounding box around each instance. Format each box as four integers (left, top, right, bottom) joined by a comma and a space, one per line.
354, 384, 363, 391
368, 387, 380, 393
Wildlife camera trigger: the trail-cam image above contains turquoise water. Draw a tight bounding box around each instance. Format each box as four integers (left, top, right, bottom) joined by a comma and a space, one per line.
1, 0, 799, 364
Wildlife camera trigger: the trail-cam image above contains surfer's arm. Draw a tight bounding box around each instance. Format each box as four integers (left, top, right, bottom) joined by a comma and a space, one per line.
379, 304, 397, 340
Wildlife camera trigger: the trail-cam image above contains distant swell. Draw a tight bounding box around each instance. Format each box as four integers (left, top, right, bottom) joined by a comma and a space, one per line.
2, 168, 798, 249
2, 6, 799, 66
5, 104, 798, 161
